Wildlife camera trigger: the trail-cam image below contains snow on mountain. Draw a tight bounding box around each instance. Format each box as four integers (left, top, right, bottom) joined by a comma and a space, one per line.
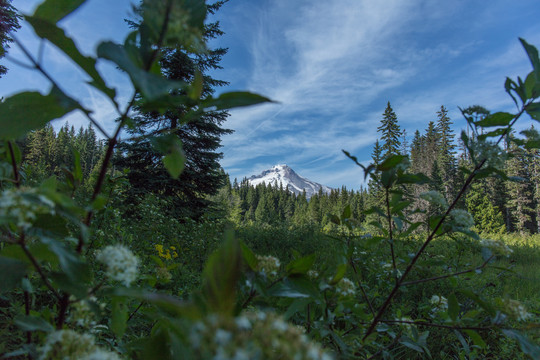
247, 164, 332, 198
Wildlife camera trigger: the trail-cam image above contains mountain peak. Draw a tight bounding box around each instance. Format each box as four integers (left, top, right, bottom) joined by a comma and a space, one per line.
247, 164, 331, 198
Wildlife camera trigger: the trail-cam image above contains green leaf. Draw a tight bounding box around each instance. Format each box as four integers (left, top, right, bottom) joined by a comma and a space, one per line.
341, 204, 351, 220
478, 128, 508, 141
475, 112, 514, 127
163, 148, 185, 180
39, 237, 90, 283
241, 243, 258, 271
150, 134, 185, 179
97, 41, 184, 101
448, 293, 459, 321
526, 102, 540, 121
286, 254, 316, 275
377, 154, 406, 171
268, 277, 320, 299
111, 297, 128, 338
0, 256, 27, 292
0, 88, 79, 140
520, 38, 540, 84
50, 272, 86, 298
400, 338, 424, 353
284, 298, 311, 320
502, 329, 540, 359
25, 16, 115, 99
396, 173, 430, 185
33, 0, 87, 23
203, 91, 273, 111
14, 315, 54, 333
329, 263, 347, 285
391, 200, 411, 214
457, 289, 496, 316
463, 330, 486, 349
201, 230, 242, 315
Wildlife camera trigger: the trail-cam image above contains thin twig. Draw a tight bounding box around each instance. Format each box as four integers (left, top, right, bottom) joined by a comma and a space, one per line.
402, 255, 495, 286
7, 141, 20, 188
127, 301, 145, 322
380, 319, 491, 331
20, 242, 60, 300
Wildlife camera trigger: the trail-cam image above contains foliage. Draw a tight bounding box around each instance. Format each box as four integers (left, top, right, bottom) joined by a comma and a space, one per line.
0, 0, 21, 77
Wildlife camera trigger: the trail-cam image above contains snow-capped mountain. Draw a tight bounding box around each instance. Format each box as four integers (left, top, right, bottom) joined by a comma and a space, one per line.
247, 164, 332, 198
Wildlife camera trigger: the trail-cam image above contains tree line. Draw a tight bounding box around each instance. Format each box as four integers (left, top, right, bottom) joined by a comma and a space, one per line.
218, 103, 540, 235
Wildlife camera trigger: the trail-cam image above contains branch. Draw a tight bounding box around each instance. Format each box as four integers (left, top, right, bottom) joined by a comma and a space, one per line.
380, 319, 491, 331
402, 255, 495, 286
361, 104, 528, 341
7, 141, 20, 188
20, 242, 60, 300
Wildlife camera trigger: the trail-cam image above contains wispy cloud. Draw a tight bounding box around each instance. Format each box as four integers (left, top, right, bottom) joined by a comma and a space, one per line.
220, 0, 540, 188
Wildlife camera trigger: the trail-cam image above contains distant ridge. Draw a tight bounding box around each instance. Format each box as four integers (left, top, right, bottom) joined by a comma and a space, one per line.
247, 164, 332, 198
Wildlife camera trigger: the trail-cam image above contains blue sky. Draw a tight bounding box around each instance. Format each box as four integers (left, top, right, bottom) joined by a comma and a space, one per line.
2, 0, 540, 190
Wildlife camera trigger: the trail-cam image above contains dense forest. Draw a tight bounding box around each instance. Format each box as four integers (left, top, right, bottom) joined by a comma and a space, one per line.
1, 0, 539, 359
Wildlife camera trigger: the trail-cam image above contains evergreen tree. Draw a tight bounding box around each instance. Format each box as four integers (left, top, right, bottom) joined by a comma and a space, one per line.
436, 106, 456, 200
506, 138, 535, 233
0, 0, 21, 77
377, 102, 401, 158
116, 1, 232, 219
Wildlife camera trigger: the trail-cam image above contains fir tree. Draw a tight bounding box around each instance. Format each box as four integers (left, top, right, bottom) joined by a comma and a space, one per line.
116, 1, 232, 219
0, 0, 21, 77
377, 102, 401, 158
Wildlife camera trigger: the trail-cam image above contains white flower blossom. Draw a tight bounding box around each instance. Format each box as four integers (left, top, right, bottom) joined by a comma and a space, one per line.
0, 188, 55, 229
96, 245, 139, 286
39, 330, 96, 360
256, 255, 281, 277
80, 349, 122, 360
480, 239, 513, 256
430, 295, 448, 312
190, 311, 333, 359
420, 191, 448, 207
503, 299, 533, 321
450, 209, 475, 230
335, 277, 356, 297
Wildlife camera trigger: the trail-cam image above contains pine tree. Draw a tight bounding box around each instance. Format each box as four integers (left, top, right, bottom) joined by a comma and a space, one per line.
377, 102, 401, 158
0, 0, 21, 77
116, 1, 232, 219
506, 139, 535, 233
436, 106, 456, 200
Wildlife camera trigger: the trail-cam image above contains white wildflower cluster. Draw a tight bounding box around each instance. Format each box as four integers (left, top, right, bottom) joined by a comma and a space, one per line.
0, 187, 55, 230
156, 266, 173, 282
450, 209, 475, 230
95, 245, 139, 287
396, 316, 414, 330
69, 297, 100, 328
307, 270, 319, 279
189, 312, 333, 360
420, 191, 448, 207
39, 330, 120, 360
430, 295, 448, 312
335, 277, 356, 297
480, 239, 513, 256
256, 255, 281, 278
503, 299, 533, 321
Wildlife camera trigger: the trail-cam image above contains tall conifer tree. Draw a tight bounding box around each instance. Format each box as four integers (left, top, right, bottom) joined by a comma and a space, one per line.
116, 1, 232, 219
377, 102, 401, 158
